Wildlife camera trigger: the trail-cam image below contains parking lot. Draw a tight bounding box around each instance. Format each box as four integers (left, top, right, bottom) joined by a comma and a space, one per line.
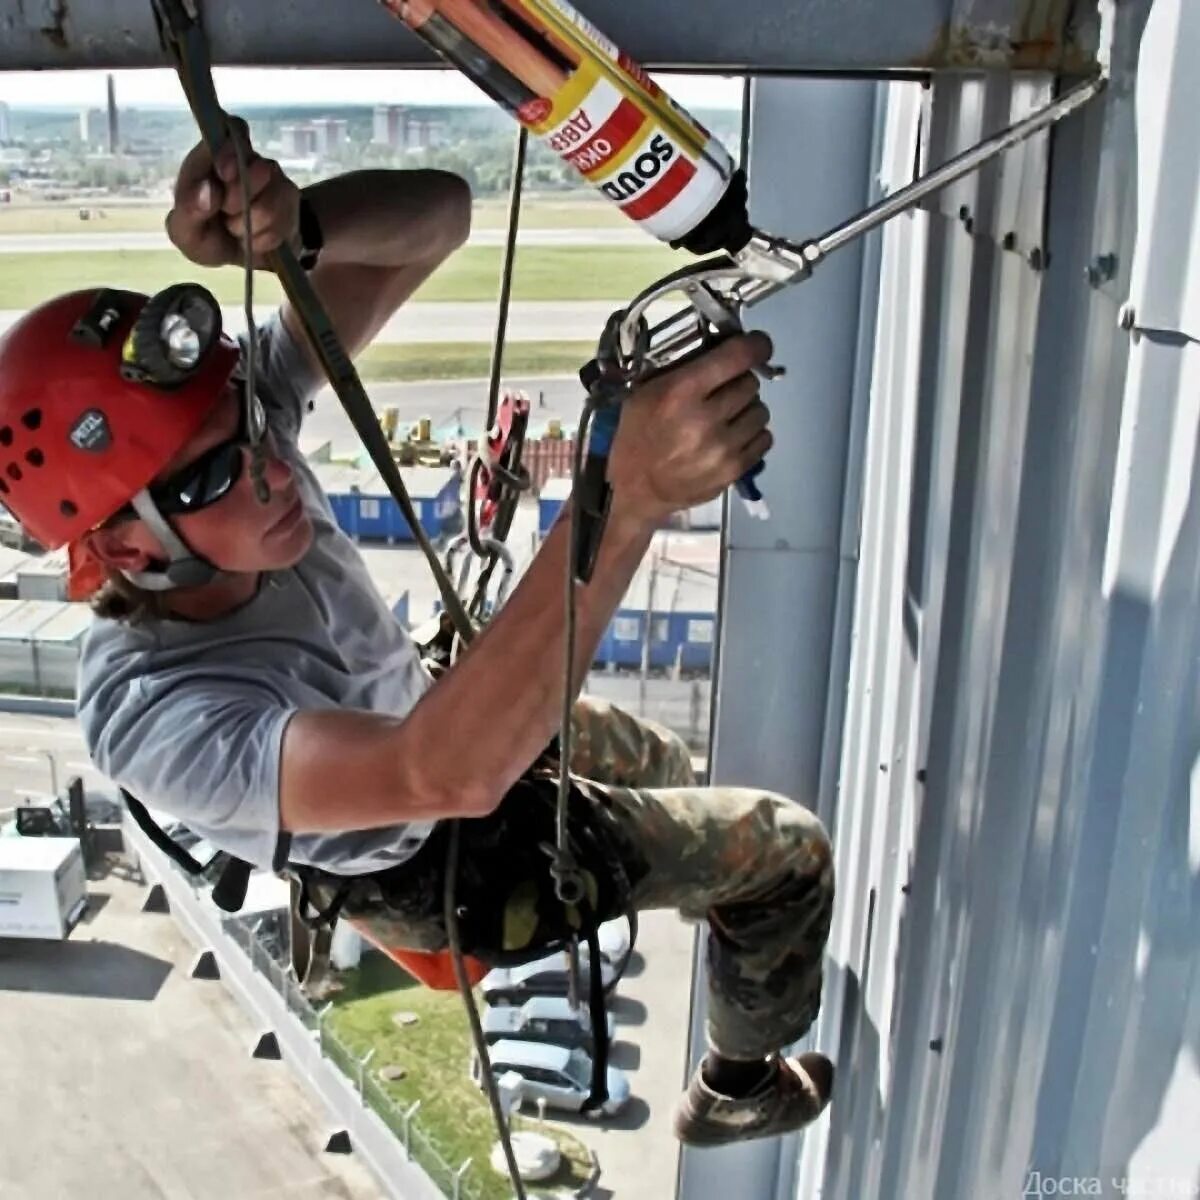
519, 909, 699, 1200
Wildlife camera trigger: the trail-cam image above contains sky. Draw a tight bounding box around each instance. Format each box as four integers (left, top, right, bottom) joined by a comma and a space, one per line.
0, 67, 743, 111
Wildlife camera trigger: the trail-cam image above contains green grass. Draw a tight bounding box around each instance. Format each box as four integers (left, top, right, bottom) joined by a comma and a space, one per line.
0, 194, 625, 236
325, 951, 593, 1200
0, 244, 683, 309
355, 340, 593, 381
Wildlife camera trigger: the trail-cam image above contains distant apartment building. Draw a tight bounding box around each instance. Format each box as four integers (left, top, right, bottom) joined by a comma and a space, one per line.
372, 104, 408, 149
79, 108, 107, 148
311, 117, 348, 155
405, 117, 446, 151
79, 75, 120, 153
280, 123, 319, 158
0, 102, 10, 144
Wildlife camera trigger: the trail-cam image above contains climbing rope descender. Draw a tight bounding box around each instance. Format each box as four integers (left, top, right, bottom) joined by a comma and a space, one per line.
469, 388, 531, 553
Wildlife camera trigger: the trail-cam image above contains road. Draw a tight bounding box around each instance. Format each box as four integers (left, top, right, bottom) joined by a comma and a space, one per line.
0, 672, 711, 816
538, 909, 695, 1200
0, 227, 652, 253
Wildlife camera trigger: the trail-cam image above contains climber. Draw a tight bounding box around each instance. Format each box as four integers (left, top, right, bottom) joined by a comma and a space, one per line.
0, 128, 835, 1146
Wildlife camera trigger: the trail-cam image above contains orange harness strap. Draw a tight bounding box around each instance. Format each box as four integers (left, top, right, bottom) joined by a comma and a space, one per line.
347, 917, 488, 991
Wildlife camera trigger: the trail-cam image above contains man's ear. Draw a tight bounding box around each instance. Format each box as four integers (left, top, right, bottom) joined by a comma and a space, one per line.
82, 525, 155, 573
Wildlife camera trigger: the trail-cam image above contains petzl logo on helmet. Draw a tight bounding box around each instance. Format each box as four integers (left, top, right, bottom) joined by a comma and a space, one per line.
70, 409, 111, 453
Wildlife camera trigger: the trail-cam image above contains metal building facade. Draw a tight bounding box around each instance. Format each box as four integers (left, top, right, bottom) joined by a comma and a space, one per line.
689, 2, 1199, 1198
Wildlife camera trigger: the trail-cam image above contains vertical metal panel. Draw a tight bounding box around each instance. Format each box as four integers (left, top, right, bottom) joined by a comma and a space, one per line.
678, 74, 877, 1200
787, 78, 895, 1200
790, 0, 1200, 1196
1125, 0, 1200, 341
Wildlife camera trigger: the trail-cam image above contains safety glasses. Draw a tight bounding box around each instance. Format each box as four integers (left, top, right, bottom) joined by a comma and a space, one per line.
142, 390, 266, 518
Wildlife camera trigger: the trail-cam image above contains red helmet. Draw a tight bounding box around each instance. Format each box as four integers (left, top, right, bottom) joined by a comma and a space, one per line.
0, 286, 239, 548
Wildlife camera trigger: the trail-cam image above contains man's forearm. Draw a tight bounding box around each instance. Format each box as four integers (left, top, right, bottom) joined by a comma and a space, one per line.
402, 500, 656, 815
303, 169, 471, 269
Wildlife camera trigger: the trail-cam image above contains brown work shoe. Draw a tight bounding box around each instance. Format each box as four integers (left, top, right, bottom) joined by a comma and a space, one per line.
673, 1052, 834, 1148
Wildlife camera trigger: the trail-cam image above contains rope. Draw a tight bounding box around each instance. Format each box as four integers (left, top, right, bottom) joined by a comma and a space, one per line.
444, 123, 535, 1196
486, 127, 527, 435
545, 400, 599, 906
444, 823, 529, 1200
150, 11, 592, 1192
468, 126, 529, 613
152, 9, 533, 1195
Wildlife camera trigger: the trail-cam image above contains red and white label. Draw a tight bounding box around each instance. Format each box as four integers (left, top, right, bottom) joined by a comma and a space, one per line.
563, 97, 644, 176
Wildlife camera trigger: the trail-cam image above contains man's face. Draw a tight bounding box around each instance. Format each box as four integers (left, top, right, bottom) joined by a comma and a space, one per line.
169, 384, 314, 572
98, 384, 314, 577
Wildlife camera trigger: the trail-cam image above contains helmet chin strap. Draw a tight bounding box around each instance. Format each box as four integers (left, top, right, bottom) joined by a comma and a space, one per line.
123, 488, 220, 592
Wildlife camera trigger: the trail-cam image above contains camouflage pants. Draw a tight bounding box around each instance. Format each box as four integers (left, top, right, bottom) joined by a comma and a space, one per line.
341, 696, 834, 1062
568, 697, 834, 1060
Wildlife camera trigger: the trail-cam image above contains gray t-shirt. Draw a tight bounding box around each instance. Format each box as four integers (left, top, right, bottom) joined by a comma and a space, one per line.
77, 312, 436, 875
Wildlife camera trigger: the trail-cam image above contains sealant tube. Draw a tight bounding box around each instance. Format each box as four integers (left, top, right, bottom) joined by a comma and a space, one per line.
380, 0, 752, 254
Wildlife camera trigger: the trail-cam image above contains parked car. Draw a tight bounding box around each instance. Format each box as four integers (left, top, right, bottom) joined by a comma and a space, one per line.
481, 951, 618, 1007
473, 1039, 631, 1118
482, 995, 615, 1054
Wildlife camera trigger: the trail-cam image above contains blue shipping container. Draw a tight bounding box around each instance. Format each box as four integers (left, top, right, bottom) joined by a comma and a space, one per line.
324, 467, 461, 544
594, 607, 716, 672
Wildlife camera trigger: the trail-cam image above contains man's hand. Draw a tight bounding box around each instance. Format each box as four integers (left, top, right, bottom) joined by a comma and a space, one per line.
607, 332, 775, 524
166, 118, 300, 270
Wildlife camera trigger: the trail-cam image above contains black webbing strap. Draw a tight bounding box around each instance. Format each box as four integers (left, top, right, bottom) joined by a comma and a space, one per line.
209, 856, 253, 913
122, 788, 207, 874
293, 868, 354, 931
122, 787, 257, 913
578, 900, 611, 1113
150, 0, 475, 646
